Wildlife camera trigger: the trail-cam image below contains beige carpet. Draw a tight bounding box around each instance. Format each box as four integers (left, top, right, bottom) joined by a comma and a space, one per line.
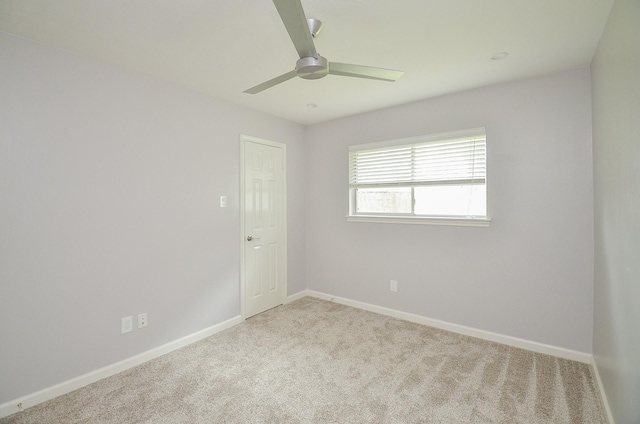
1, 297, 606, 423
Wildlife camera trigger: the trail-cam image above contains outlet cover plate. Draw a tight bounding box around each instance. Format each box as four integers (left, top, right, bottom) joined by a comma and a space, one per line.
138, 313, 148, 328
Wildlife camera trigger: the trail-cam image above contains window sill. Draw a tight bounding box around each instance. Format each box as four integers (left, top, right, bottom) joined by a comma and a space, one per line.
345, 215, 491, 227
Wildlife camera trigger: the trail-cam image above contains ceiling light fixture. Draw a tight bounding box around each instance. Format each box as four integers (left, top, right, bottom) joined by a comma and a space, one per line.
491, 52, 509, 60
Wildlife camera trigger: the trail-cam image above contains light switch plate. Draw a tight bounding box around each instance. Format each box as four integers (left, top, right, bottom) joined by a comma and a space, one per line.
121, 316, 133, 334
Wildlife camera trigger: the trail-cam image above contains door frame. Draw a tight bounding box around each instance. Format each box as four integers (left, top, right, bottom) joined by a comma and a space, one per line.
239, 134, 287, 320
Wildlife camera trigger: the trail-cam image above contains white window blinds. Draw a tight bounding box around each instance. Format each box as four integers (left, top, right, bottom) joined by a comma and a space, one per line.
349, 130, 486, 188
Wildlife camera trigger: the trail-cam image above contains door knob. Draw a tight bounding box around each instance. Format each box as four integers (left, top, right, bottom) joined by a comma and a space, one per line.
247, 235, 261, 241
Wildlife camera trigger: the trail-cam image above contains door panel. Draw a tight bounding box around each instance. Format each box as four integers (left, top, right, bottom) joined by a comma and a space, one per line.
243, 138, 286, 318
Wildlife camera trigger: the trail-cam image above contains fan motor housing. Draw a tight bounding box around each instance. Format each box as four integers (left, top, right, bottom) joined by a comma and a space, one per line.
296, 56, 329, 79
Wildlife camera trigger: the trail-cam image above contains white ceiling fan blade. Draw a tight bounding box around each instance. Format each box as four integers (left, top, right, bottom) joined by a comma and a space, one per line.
244, 70, 298, 94
273, 0, 317, 59
329, 62, 404, 82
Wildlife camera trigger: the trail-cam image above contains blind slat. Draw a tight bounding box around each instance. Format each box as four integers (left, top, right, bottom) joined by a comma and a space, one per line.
349, 133, 486, 186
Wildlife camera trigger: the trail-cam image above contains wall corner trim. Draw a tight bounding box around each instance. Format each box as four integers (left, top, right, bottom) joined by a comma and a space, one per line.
591, 356, 616, 424
0, 315, 243, 420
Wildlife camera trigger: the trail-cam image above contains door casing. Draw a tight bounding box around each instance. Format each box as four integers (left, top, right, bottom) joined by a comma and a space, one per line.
239, 134, 287, 319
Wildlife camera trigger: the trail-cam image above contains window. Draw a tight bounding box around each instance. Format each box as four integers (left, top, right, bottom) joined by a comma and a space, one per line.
347, 128, 490, 226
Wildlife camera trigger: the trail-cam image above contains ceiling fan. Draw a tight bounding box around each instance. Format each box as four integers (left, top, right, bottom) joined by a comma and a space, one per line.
244, 0, 404, 94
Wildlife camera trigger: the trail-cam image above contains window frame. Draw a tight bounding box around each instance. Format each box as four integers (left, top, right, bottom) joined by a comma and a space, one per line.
346, 128, 491, 227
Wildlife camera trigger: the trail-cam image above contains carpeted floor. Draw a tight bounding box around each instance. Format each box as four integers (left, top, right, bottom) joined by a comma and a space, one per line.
1, 297, 606, 423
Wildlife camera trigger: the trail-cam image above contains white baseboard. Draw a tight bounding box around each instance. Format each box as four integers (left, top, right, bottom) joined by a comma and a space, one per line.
303, 290, 592, 364
3, 292, 604, 420
591, 356, 615, 424
285, 290, 309, 303
0, 315, 243, 420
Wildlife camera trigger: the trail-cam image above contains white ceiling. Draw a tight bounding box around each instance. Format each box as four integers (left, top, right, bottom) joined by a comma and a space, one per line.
0, 0, 613, 125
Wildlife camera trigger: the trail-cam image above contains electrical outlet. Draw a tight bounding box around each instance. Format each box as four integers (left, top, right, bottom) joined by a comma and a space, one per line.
220, 196, 227, 208
138, 313, 148, 329
390, 280, 398, 292
121, 316, 133, 334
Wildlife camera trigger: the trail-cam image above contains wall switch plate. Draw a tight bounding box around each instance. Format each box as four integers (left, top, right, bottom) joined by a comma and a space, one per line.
220, 196, 227, 208
138, 313, 148, 328
121, 316, 133, 334
390, 280, 398, 292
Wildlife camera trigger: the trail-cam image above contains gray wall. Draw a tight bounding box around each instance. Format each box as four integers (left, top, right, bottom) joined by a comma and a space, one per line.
305, 68, 595, 353
591, 0, 640, 422
0, 32, 306, 403
4, 13, 630, 412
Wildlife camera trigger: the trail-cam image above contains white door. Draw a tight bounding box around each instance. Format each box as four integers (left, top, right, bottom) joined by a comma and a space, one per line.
241, 136, 286, 318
